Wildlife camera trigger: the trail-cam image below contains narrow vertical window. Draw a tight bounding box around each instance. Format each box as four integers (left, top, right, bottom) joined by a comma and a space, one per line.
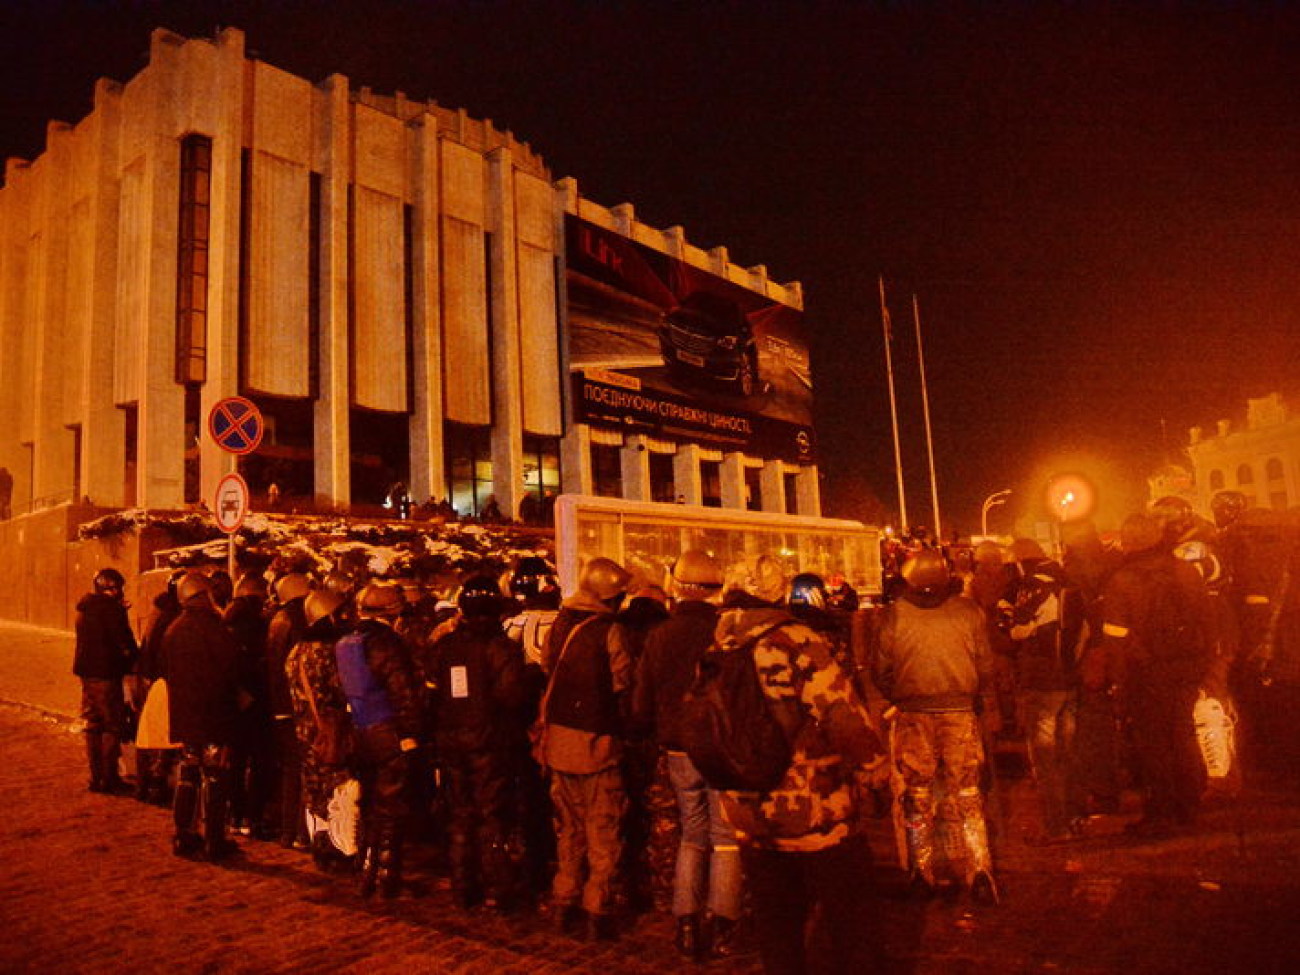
175, 134, 213, 384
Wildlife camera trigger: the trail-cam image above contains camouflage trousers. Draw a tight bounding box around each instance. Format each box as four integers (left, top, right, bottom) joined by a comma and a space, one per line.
550, 765, 627, 916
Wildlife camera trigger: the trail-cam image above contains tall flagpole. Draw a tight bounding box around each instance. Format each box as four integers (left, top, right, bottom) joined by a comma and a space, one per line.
913, 294, 942, 540
880, 277, 908, 532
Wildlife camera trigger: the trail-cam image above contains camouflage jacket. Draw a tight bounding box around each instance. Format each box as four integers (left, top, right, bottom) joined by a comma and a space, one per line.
715, 601, 886, 852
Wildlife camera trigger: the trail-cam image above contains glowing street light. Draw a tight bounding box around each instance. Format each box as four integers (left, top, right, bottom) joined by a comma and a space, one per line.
981, 489, 1012, 537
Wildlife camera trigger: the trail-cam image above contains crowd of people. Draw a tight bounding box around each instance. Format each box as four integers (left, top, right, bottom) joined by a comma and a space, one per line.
68, 486, 1300, 974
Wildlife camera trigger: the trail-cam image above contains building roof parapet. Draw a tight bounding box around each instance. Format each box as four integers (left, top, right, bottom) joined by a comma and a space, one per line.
556, 176, 803, 310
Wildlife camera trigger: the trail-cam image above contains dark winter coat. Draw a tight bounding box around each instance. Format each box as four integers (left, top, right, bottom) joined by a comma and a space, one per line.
872, 591, 994, 712
224, 594, 270, 713
72, 592, 137, 680
426, 616, 529, 754
630, 599, 718, 749
163, 600, 242, 746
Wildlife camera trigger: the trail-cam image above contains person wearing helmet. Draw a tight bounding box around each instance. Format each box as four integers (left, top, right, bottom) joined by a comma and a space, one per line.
538, 555, 634, 940
788, 572, 857, 675
162, 570, 245, 861
287, 587, 359, 875
223, 572, 273, 840
713, 554, 888, 973
264, 572, 314, 849
630, 549, 742, 960
421, 575, 528, 911
335, 581, 424, 898
1002, 540, 1089, 844
872, 548, 999, 903
1101, 512, 1215, 837
501, 556, 563, 897
73, 568, 138, 794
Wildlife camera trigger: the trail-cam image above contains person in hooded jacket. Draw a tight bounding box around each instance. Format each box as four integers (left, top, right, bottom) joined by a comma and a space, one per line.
539, 556, 635, 941
718, 555, 889, 975
872, 548, 999, 903
423, 575, 529, 910
163, 570, 244, 861
73, 568, 138, 794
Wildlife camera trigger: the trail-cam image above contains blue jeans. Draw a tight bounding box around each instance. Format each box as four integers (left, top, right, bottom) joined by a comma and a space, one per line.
666, 751, 742, 920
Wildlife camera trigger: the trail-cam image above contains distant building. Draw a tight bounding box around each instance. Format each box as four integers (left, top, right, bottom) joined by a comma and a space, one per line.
1186, 393, 1300, 514
0, 27, 819, 521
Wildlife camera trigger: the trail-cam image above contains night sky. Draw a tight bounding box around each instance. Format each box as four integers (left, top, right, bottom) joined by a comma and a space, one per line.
4, 1, 1299, 535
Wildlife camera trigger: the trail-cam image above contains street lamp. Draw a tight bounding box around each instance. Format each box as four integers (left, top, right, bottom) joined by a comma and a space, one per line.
981, 489, 1011, 537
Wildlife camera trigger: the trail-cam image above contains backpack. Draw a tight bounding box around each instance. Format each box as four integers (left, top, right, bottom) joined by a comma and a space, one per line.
682, 620, 800, 792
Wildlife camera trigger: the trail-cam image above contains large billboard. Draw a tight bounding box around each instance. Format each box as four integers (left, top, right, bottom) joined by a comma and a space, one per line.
565, 214, 815, 464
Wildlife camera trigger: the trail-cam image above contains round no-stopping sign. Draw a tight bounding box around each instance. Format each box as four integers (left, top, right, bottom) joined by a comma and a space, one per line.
208, 396, 264, 455
214, 473, 250, 533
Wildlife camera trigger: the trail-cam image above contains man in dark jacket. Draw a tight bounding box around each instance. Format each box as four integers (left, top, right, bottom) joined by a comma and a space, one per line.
163, 570, 244, 860
336, 581, 424, 898
631, 549, 740, 960
1101, 512, 1214, 836
134, 571, 183, 804
540, 556, 633, 940
73, 568, 138, 794
264, 572, 311, 847
223, 573, 272, 838
424, 575, 528, 910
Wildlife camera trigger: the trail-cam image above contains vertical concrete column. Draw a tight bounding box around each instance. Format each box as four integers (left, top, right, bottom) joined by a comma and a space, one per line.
313, 74, 352, 509
407, 115, 444, 503
561, 423, 593, 496
195, 27, 246, 509
720, 451, 747, 510
795, 464, 822, 517
673, 444, 703, 505
81, 79, 126, 507
29, 122, 74, 505
621, 434, 651, 502
760, 460, 787, 515
487, 147, 524, 519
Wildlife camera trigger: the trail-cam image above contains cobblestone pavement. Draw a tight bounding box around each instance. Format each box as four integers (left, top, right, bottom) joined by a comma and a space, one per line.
2, 621, 1300, 973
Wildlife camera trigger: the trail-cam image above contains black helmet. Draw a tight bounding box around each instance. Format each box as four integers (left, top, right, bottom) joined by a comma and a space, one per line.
458, 575, 503, 619
1210, 490, 1248, 529
176, 570, 213, 605
509, 556, 559, 602
788, 572, 828, 611
304, 588, 347, 628
93, 568, 126, 596
900, 549, 951, 595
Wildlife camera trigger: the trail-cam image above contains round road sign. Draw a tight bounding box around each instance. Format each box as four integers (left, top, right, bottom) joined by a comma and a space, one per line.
209, 396, 264, 455
214, 472, 250, 533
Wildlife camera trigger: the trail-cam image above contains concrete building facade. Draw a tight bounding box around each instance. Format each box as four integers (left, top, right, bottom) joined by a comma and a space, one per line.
0, 27, 819, 523
1186, 393, 1300, 515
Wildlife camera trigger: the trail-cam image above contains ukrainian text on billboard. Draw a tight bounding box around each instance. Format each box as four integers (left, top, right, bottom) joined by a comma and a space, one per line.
565, 214, 816, 464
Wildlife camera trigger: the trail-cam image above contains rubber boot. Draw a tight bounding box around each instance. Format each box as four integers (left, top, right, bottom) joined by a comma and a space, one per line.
85, 732, 105, 792
481, 835, 516, 911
